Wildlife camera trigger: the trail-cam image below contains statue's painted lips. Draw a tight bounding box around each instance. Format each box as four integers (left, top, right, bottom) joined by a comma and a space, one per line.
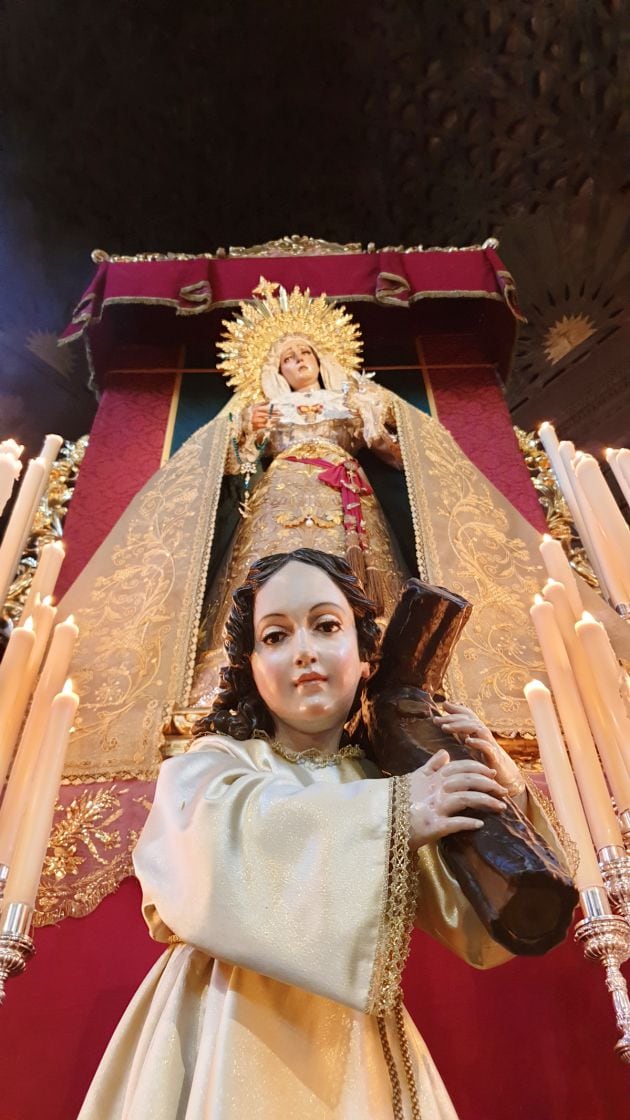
294, 672, 327, 686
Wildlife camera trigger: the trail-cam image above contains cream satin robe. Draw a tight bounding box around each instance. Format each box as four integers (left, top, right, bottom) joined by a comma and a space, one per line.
78, 735, 563, 1120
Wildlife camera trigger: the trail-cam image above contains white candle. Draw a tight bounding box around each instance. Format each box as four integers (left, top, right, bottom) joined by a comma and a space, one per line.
0, 457, 47, 606
27, 596, 57, 680
524, 680, 605, 892
557, 440, 609, 595
576, 613, 630, 776
3, 681, 79, 910
0, 439, 24, 459
539, 535, 582, 618
530, 596, 623, 850
18, 541, 65, 625
616, 448, 630, 487
538, 425, 607, 591
0, 443, 23, 518
0, 619, 36, 789
40, 434, 63, 473
605, 448, 630, 509
574, 453, 630, 605
543, 581, 630, 816
0, 437, 62, 611
0, 617, 78, 867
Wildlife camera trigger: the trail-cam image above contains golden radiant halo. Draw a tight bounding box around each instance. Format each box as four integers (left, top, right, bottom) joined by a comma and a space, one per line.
543, 313, 596, 365
217, 277, 363, 404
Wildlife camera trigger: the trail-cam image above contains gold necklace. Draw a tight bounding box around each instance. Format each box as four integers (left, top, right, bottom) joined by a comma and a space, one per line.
270, 740, 365, 769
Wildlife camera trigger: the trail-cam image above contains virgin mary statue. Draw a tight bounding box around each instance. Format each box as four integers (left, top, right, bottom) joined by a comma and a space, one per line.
53, 277, 564, 918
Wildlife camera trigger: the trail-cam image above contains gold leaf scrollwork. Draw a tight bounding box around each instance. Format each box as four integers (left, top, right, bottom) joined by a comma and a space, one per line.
397, 400, 545, 738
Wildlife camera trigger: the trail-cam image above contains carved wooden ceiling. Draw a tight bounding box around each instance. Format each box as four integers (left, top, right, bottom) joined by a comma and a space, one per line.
1, 1, 628, 464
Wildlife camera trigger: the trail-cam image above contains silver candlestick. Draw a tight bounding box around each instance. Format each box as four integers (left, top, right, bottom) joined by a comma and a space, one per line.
599, 845, 630, 925
0, 902, 34, 1004
575, 887, 630, 1062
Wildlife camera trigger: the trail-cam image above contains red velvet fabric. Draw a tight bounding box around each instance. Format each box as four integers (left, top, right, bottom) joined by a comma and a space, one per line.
60, 249, 519, 346
56, 360, 177, 598
428, 364, 547, 531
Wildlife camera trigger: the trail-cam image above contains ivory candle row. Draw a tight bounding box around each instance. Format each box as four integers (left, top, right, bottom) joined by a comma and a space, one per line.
538, 423, 630, 607
0, 608, 79, 911
527, 589, 629, 894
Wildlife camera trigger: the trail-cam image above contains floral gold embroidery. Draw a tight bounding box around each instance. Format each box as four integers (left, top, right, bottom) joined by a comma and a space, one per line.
34, 785, 146, 926
396, 399, 546, 736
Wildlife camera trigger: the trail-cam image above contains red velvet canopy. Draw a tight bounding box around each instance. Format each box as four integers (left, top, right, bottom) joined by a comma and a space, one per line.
60, 244, 522, 389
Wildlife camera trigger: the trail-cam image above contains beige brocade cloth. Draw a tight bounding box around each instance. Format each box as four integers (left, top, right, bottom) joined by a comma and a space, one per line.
77, 735, 564, 1120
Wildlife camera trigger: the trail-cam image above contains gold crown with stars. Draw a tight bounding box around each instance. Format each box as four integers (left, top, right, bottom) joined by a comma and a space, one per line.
217, 277, 363, 404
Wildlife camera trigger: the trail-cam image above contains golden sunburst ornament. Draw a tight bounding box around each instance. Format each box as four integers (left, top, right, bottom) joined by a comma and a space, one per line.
217, 277, 363, 403
543, 313, 596, 365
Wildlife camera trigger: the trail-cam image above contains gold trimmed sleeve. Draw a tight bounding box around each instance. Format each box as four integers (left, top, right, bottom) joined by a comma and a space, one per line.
367, 774, 418, 1015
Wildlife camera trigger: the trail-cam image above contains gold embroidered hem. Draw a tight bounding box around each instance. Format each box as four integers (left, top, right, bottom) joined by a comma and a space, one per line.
33, 780, 153, 926
368, 774, 417, 1017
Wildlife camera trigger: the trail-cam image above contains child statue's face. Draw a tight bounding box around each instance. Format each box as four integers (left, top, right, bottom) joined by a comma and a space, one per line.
250, 561, 370, 744
278, 339, 320, 392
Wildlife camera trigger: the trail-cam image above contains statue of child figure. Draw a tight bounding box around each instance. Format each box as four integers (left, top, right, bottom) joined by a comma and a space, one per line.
79, 548, 563, 1120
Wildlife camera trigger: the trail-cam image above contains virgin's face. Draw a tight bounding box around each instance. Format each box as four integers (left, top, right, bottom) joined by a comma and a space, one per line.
278, 340, 320, 391
250, 561, 369, 741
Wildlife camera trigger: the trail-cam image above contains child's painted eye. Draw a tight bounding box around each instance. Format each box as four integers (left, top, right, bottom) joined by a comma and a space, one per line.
316, 618, 341, 634
261, 629, 286, 645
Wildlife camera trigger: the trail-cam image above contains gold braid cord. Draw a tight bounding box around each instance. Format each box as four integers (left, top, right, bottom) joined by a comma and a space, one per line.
369, 774, 417, 1017
371, 774, 421, 1119
377, 1002, 423, 1120
217, 277, 363, 405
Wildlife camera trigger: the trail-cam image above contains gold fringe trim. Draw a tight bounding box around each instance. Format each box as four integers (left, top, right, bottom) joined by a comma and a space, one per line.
369, 774, 417, 1016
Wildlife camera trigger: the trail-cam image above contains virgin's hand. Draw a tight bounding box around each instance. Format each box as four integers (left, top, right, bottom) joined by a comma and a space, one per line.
408, 750, 508, 851
250, 401, 282, 432
431, 701, 525, 800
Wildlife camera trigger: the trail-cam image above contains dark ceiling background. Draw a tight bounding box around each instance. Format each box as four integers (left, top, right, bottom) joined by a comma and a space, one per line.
0, 1, 628, 471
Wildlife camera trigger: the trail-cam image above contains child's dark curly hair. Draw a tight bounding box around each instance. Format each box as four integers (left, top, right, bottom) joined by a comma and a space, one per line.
193, 548, 381, 742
